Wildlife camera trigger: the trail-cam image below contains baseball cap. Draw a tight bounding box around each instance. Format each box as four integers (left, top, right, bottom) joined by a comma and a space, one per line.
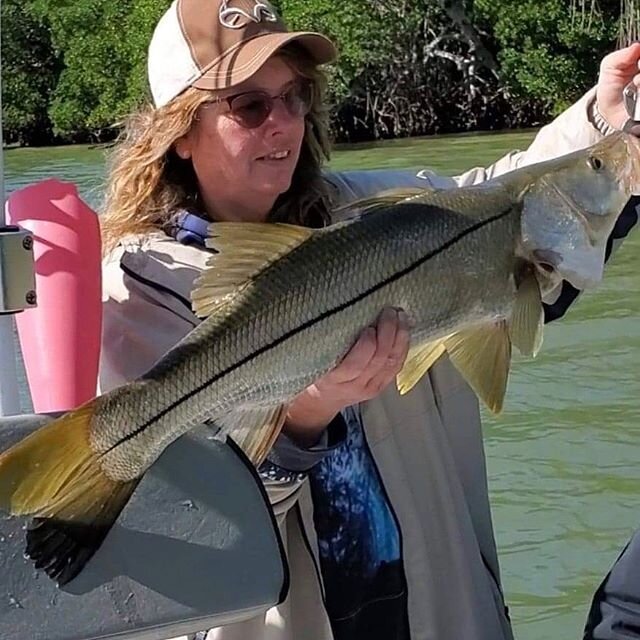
148, 0, 337, 108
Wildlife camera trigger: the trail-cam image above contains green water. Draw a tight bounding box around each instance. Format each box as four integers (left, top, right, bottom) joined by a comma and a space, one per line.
5, 130, 639, 640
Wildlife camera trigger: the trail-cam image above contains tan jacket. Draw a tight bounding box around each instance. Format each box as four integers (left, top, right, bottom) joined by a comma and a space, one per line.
100, 89, 604, 640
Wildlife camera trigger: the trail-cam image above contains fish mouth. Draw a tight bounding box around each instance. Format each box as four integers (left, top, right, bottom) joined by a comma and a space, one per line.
533, 242, 605, 290
532, 249, 560, 273
530, 249, 564, 293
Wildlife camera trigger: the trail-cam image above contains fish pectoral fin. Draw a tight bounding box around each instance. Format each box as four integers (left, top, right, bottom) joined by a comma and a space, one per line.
396, 339, 449, 395
0, 402, 140, 585
444, 321, 512, 414
191, 222, 314, 318
217, 403, 289, 466
510, 272, 544, 357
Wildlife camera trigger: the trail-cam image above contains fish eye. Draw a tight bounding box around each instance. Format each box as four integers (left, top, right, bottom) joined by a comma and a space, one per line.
588, 155, 604, 171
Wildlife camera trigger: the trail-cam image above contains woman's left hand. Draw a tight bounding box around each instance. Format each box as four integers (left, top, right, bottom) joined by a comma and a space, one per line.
596, 42, 640, 134
283, 307, 411, 447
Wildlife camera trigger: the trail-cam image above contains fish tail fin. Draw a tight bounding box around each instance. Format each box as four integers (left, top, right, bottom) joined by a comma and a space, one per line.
0, 402, 139, 585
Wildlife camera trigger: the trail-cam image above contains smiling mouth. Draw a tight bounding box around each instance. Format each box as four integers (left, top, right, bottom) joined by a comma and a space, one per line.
258, 150, 291, 161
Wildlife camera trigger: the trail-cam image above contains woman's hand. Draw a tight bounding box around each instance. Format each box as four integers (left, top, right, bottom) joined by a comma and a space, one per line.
596, 42, 640, 134
283, 307, 411, 447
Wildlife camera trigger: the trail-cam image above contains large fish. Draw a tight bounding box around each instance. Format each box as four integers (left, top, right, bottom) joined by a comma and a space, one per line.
0, 132, 638, 586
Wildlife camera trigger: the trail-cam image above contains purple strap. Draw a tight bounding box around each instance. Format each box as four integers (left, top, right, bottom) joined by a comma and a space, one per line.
169, 211, 211, 249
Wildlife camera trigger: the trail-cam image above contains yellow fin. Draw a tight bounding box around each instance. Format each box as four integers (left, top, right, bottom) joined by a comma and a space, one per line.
218, 404, 288, 466
0, 404, 101, 515
396, 339, 448, 395
191, 222, 314, 318
444, 321, 512, 414
0, 402, 139, 585
510, 272, 544, 357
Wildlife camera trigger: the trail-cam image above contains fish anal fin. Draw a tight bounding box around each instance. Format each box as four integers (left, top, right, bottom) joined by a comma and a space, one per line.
396, 339, 448, 395
218, 404, 288, 466
444, 322, 512, 414
510, 272, 544, 357
0, 401, 141, 585
191, 223, 314, 319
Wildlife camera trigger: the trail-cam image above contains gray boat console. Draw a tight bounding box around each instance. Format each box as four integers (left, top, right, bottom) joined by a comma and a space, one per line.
0, 414, 287, 640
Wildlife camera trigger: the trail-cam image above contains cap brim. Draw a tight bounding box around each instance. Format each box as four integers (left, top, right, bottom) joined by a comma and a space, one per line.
192, 31, 337, 91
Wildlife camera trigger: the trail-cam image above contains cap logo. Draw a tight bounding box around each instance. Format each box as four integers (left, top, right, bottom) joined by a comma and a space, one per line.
219, 0, 278, 29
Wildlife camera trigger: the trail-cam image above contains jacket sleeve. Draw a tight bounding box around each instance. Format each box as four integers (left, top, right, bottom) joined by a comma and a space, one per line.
583, 528, 640, 639
329, 87, 637, 321
100, 237, 344, 524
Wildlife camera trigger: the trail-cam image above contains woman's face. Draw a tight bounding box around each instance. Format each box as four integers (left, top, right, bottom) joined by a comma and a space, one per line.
176, 56, 307, 222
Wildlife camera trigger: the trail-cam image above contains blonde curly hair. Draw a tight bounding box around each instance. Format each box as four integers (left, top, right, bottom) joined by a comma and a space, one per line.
101, 44, 335, 254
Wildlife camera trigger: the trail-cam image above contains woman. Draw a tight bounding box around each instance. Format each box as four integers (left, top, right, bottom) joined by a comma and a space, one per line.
100, 1, 640, 638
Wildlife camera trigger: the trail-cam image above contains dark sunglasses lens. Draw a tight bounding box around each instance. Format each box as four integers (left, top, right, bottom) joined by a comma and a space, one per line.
228, 82, 313, 128
284, 82, 313, 117
229, 93, 271, 128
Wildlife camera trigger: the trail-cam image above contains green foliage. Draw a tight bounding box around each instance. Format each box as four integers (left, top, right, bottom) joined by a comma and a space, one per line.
277, 0, 465, 139
0, 0, 624, 145
275, 0, 401, 100
474, 0, 617, 113
29, 0, 168, 140
1, 0, 61, 145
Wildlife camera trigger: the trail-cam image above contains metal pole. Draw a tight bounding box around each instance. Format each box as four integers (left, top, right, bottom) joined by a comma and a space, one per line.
0, 4, 24, 416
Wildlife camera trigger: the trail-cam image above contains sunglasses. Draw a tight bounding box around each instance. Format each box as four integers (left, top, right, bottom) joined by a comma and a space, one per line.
204, 80, 314, 129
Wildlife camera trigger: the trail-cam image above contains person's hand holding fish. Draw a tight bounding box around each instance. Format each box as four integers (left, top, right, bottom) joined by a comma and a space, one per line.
595, 42, 640, 135
286, 307, 410, 445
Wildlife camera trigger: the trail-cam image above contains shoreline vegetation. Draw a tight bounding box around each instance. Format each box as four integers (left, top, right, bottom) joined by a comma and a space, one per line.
2, 0, 637, 148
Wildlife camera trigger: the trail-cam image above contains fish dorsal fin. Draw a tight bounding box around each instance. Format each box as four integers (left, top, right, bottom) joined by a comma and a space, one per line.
335, 183, 518, 225
509, 272, 544, 357
444, 321, 512, 414
191, 222, 314, 318
335, 187, 437, 217
396, 338, 448, 395
215, 403, 288, 466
